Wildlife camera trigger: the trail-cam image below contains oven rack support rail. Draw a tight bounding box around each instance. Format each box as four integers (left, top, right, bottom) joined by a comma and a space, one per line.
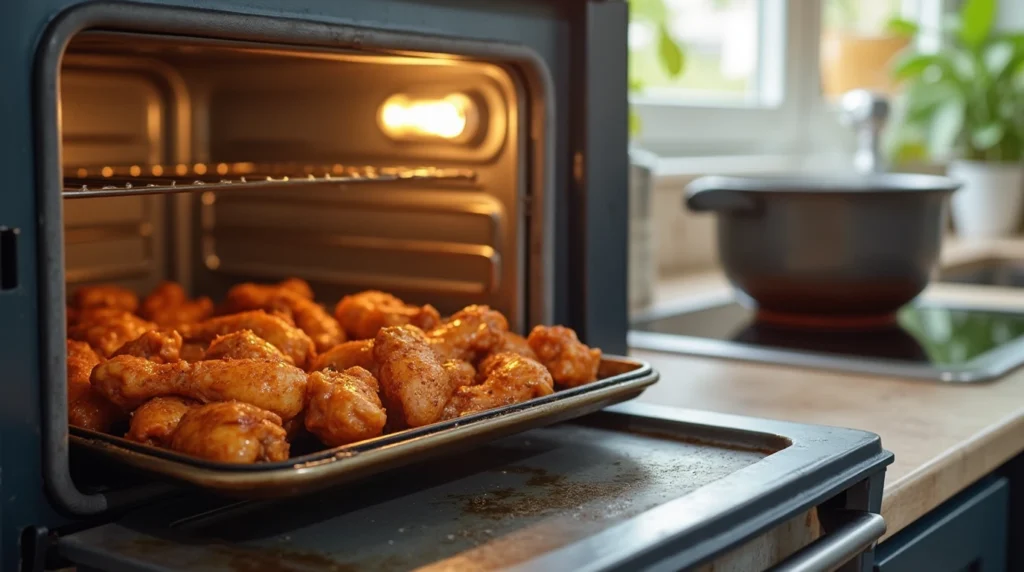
62, 162, 477, 199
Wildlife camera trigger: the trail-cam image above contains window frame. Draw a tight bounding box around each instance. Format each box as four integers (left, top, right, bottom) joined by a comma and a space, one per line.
629, 0, 944, 158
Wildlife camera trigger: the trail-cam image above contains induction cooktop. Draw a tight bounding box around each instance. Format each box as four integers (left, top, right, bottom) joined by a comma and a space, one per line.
628, 294, 1024, 383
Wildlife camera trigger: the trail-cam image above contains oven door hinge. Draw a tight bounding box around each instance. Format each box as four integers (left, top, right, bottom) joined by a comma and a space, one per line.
0, 226, 20, 290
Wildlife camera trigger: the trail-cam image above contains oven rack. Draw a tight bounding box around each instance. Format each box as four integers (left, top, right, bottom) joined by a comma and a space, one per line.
62, 162, 477, 199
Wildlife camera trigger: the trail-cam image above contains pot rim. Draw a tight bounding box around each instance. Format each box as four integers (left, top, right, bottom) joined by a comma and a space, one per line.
686, 172, 962, 196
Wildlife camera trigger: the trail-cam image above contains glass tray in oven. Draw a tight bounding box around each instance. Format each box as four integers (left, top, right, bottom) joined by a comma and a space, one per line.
69, 356, 658, 497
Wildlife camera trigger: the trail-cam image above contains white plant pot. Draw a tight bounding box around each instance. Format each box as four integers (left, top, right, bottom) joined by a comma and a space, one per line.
948, 159, 1024, 239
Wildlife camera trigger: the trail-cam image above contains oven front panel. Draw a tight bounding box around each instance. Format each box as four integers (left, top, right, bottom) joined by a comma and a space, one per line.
2, 0, 627, 567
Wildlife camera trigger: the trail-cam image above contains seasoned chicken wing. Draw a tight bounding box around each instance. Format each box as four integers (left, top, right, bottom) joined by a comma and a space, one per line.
305, 367, 387, 447
427, 305, 509, 363
374, 325, 454, 429
334, 290, 441, 340
67, 340, 124, 432
70, 284, 139, 312
225, 282, 345, 352
441, 352, 554, 420
444, 359, 477, 390
91, 355, 307, 421
68, 310, 157, 357
527, 325, 602, 388
126, 396, 199, 447
279, 277, 315, 299
140, 281, 214, 328
310, 339, 377, 376
169, 401, 290, 464
112, 329, 183, 363
496, 331, 538, 360
179, 310, 315, 369
203, 330, 293, 364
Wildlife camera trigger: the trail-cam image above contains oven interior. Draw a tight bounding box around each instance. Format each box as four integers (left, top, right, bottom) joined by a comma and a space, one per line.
61, 31, 530, 331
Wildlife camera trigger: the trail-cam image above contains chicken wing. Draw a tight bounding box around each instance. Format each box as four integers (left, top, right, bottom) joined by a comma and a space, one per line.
374, 325, 454, 429
444, 359, 477, 390
91, 355, 307, 421
527, 325, 602, 388
140, 281, 214, 328
224, 282, 345, 353
334, 290, 441, 340
68, 310, 157, 357
169, 401, 290, 463
67, 340, 124, 432
126, 396, 199, 447
497, 331, 538, 360
112, 329, 183, 363
203, 330, 293, 364
304, 367, 387, 447
279, 277, 315, 299
70, 284, 139, 312
310, 339, 377, 376
179, 310, 315, 369
427, 305, 509, 363
441, 352, 554, 420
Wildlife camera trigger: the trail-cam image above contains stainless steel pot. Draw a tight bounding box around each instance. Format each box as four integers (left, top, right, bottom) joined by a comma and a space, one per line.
685, 173, 961, 327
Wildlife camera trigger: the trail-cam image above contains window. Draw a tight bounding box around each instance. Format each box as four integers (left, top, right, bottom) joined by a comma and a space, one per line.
628, 0, 939, 158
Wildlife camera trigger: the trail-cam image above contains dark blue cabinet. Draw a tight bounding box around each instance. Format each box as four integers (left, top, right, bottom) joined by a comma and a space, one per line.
874, 476, 1009, 572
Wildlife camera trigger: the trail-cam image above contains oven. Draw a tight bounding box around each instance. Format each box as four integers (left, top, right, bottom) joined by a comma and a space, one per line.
2, 2, 896, 571
2, 1, 630, 568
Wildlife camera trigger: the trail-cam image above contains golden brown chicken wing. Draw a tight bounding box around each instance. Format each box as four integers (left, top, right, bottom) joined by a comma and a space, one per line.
334, 290, 441, 340
179, 310, 315, 369
70, 284, 139, 312
203, 330, 293, 364
169, 401, 290, 463
67, 340, 125, 432
304, 367, 387, 447
279, 277, 315, 299
68, 310, 157, 357
126, 396, 199, 447
224, 281, 345, 352
441, 353, 554, 420
91, 355, 308, 421
112, 329, 183, 364
496, 331, 538, 360
310, 339, 377, 376
443, 359, 477, 390
427, 305, 509, 363
527, 325, 602, 388
373, 325, 455, 429
140, 281, 214, 328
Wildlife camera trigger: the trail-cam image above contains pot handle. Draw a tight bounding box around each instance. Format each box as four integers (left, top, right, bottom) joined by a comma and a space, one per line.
684, 176, 760, 212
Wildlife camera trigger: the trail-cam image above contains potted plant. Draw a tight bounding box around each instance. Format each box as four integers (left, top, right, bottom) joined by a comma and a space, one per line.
627, 0, 685, 311
888, 0, 1024, 239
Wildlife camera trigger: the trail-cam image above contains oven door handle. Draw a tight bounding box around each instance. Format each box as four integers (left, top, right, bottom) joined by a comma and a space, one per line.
769, 510, 886, 572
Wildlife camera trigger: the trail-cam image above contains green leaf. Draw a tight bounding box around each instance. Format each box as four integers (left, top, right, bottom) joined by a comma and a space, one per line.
657, 23, 685, 78
904, 80, 963, 122
628, 0, 667, 23
885, 17, 920, 38
984, 41, 1015, 77
891, 52, 941, 80
929, 97, 966, 157
959, 0, 996, 49
971, 122, 1005, 150
629, 110, 642, 137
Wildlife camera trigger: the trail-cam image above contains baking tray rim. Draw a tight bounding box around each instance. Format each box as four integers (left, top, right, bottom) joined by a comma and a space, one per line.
69, 355, 657, 488
511, 401, 895, 572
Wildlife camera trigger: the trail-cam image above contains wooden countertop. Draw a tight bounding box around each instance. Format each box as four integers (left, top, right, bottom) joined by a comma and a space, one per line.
630, 251, 1024, 541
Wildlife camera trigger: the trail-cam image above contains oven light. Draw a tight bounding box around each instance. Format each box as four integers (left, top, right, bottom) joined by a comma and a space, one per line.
378, 93, 477, 142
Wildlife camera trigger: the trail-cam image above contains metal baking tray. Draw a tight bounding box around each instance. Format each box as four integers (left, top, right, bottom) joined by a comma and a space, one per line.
69, 356, 657, 497
59, 402, 893, 572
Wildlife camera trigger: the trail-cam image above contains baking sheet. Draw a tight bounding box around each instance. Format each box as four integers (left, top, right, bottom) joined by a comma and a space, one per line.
59, 406, 779, 571
69, 356, 658, 496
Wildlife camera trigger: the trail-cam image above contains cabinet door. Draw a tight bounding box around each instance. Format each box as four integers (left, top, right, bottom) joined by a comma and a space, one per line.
875, 476, 1009, 572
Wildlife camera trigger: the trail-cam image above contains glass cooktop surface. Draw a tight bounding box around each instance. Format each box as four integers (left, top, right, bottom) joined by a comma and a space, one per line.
628, 298, 1024, 383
